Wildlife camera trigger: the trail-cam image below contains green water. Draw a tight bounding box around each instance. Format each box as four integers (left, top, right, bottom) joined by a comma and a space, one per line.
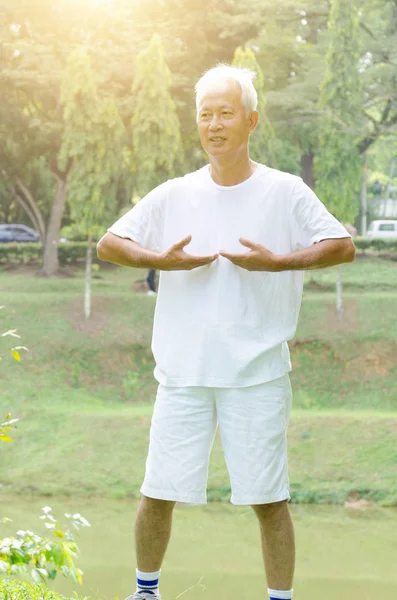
1, 497, 396, 600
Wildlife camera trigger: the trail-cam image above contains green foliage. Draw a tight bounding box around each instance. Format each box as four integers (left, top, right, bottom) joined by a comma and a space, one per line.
1, 409, 90, 589
314, 0, 363, 222
232, 46, 276, 166
0, 578, 89, 600
0, 508, 90, 585
0, 244, 42, 264
130, 33, 183, 195
60, 47, 125, 233
2, 238, 397, 268
0, 243, 91, 265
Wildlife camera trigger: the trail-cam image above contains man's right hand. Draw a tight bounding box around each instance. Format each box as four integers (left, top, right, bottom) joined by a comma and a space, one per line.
157, 235, 219, 271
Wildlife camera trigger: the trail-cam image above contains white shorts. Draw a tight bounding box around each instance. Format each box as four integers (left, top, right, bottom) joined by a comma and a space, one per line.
140, 373, 292, 505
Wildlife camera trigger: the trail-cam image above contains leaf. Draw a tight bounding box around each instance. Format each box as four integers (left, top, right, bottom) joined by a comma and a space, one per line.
46, 544, 65, 565
0, 435, 13, 442
37, 567, 48, 577
11, 350, 21, 361
31, 568, 41, 583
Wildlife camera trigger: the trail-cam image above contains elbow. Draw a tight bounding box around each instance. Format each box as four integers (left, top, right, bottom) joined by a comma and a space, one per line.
344, 240, 356, 263
96, 237, 108, 261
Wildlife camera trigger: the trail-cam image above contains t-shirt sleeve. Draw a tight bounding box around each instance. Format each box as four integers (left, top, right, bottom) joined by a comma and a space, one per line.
106, 181, 168, 253
290, 178, 351, 250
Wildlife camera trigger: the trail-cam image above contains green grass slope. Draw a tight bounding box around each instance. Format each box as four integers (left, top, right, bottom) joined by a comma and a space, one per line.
1, 257, 396, 504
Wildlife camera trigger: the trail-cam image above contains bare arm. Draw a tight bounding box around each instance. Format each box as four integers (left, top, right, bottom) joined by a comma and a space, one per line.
219, 237, 355, 272
96, 232, 218, 271
277, 238, 356, 271
97, 232, 163, 269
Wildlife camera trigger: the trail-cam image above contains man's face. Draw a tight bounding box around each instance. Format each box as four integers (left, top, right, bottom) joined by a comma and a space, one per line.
197, 80, 258, 159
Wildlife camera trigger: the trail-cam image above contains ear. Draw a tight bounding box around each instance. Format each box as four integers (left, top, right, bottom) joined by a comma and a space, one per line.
249, 110, 259, 134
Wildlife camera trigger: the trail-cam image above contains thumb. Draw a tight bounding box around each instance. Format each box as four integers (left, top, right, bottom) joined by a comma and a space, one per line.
174, 235, 192, 250
239, 237, 257, 250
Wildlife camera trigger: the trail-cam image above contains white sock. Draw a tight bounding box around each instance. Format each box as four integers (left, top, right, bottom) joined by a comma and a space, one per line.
268, 588, 293, 599
136, 568, 161, 595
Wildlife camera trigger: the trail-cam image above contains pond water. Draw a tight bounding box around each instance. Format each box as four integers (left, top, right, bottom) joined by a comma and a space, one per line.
1, 496, 396, 600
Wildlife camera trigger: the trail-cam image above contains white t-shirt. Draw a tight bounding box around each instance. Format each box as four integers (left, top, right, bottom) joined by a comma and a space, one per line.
107, 164, 350, 387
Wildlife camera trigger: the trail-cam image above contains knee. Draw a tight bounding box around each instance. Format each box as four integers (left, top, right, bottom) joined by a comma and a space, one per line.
251, 499, 289, 520
141, 495, 177, 513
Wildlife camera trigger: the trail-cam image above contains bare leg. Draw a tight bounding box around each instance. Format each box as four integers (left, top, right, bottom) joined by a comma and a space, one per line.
251, 500, 295, 590
135, 495, 176, 572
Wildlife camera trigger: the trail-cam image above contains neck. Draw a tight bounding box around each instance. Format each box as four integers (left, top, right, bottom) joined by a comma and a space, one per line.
208, 151, 257, 186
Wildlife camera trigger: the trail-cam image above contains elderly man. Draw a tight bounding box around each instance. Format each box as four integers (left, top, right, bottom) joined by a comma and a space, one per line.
97, 64, 355, 600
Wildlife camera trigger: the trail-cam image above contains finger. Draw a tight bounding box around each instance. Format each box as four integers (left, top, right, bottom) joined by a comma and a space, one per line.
219, 250, 248, 260
239, 237, 257, 250
188, 252, 219, 264
173, 235, 192, 250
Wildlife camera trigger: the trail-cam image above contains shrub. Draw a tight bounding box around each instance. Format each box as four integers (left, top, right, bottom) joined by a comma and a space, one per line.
0, 238, 397, 266
0, 508, 91, 585
0, 578, 90, 599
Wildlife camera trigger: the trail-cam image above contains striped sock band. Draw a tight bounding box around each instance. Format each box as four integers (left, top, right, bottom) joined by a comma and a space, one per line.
268, 588, 293, 600
136, 568, 161, 595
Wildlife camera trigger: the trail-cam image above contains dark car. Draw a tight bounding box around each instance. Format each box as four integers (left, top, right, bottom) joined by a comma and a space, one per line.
0, 224, 41, 243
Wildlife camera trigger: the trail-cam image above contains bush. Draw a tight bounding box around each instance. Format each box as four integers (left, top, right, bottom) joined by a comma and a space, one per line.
353, 237, 397, 251
0, 578, 90, 600
0, 238, 396, 267
0, 508, 91, 585
0, 243, 91, 266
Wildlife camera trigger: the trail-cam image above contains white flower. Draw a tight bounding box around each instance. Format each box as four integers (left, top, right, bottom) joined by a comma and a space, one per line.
41, 506, 52, 514
44, 523, 56, 530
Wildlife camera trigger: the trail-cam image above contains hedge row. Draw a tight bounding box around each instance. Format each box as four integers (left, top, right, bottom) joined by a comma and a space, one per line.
0, 238, 397, 266
0, 242, 90, 266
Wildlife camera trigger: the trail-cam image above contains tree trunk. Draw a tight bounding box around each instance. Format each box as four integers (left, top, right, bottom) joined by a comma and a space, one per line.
40, 175, 67, 276
336, 264, 343, 319
300, 152, 316, 190
360, 151, 367, 236
84, 232, 92, 320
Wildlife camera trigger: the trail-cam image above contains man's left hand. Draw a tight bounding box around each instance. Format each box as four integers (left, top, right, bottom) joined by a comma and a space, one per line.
219, 238, 282, 272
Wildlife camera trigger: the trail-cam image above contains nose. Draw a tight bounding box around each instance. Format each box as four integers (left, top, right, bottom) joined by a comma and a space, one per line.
209, 116, 223, 130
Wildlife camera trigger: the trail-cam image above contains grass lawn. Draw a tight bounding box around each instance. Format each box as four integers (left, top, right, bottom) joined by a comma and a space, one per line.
1, 256, 396, 504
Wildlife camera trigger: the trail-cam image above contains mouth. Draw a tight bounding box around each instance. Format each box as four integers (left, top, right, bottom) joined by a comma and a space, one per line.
209, 137, 226, 142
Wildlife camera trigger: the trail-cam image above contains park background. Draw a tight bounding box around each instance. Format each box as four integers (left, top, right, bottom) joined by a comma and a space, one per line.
1, 0, 397, 599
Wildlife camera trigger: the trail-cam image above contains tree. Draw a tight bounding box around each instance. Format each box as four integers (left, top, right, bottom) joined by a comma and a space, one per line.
232, 46, 276, 166
59, 47, 125, 319
314, 0, 363, 317
129, 34, 183, 197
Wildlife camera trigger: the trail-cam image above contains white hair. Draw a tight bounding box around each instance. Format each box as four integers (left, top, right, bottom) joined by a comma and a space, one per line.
195, 64, 258, 118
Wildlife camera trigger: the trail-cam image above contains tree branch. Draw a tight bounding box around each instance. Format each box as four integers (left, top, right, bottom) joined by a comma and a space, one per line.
12, 190, 43, 243
380, 98, 392, 124
359, 21, 375, 39
385, 111, 397, 128
15, 178, 46, 242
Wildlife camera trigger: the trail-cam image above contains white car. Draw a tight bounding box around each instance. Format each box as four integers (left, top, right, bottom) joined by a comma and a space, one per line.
367, 220, 397, 239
